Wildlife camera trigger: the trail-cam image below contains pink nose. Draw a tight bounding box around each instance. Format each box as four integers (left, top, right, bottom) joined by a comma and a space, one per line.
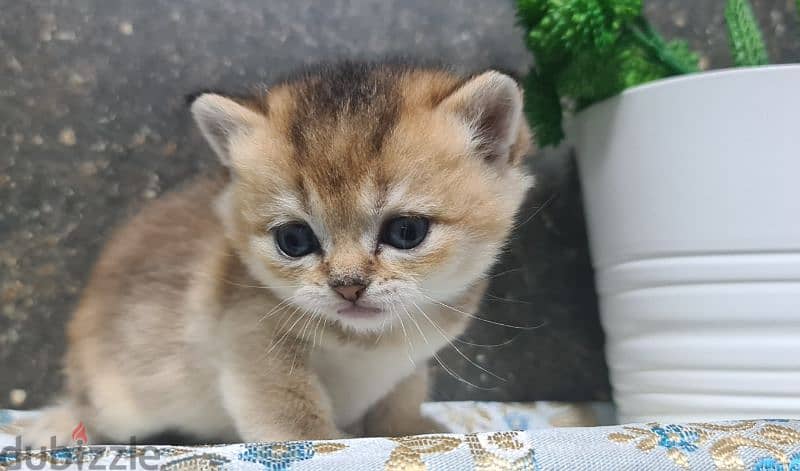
334, 284, 365, 302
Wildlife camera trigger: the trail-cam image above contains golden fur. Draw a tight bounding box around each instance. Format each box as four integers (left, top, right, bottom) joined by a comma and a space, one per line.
25, 62, 534, 447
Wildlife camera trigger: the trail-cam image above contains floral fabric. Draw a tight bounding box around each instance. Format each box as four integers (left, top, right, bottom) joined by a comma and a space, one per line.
2, 403, 799, 470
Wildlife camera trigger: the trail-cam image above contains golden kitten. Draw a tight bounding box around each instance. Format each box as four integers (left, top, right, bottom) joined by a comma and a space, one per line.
25, 62, 533, 447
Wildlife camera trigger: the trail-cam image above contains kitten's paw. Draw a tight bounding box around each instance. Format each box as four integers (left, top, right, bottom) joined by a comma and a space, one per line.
305, 426, 352, 441
241, 424, 349, 443
369, 416, 448, 437
20, 405, 86, 451
401, 416, 448, 436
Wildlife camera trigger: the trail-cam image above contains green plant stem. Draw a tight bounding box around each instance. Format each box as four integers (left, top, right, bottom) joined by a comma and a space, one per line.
725, 0, 769, 66
627, 19, 694, 76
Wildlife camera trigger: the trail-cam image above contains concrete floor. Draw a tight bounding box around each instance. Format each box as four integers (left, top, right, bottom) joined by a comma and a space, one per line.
1, 0, 798, 408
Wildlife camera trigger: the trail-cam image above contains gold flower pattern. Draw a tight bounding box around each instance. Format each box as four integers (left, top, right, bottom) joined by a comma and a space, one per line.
609, 420, 800, 470
0, 408, 799, 470
385, 432, 535, 471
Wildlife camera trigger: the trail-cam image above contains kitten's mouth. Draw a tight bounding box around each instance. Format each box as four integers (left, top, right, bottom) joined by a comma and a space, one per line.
337, 304, 383, 318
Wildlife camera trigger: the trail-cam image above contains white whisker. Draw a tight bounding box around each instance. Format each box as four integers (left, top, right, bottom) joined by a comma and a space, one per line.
399, 301, 427, 343
258, 296, 295, 324
419, 292, 542, 331
393, 305, 416, 368
410, 301, 505, 382
266, 306, 307, 356
272, 304, 302, 338
483, 292, 532, 305
513, 192, 557, 230
453, 334, 520, 349
312, 312, 326, 350
290, 313, 315, 375
374, 316, 387, 345
432, 352, 495, 391
483, 267, 525, 281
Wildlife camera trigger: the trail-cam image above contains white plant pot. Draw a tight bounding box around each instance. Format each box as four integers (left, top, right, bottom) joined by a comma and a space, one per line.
571, 65, 800, 423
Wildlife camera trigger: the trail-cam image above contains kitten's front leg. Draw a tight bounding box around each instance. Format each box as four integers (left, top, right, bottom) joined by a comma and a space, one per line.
220, 330, 344, 442
363, 367, 445, 437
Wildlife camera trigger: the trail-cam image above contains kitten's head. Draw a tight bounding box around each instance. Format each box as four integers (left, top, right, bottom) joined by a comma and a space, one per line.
191, 63, 533, 333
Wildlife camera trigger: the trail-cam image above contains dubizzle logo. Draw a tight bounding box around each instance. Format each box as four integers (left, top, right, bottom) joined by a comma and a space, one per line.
1, 420, 161, 469
71, 421, 88, 444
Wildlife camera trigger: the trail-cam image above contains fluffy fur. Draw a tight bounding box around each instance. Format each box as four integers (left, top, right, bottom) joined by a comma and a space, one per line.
25, 62, 534, 447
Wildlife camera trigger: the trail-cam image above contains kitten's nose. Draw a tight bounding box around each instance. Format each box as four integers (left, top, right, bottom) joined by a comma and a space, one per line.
333, 284, 365, 302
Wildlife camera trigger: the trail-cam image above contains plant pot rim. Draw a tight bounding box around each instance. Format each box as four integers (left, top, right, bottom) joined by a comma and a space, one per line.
568, 63, 800, 137
585, 63, 800, 107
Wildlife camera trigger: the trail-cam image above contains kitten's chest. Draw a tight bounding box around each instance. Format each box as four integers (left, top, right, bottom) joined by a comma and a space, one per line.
310, 340, 436, 429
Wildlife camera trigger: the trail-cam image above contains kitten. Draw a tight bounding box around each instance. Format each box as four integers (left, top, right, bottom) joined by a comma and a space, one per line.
25, 62, 533, 447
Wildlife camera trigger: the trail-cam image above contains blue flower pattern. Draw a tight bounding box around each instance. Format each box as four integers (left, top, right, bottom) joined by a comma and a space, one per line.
48, 446, 107, 465
753, 452, 800, 471
504, 412, 531, 431
651, 424, 701, 452
238, 441, 315, 470
1, 409, 800, 469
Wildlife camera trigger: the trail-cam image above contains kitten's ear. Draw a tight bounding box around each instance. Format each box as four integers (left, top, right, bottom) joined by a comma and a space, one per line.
189, 93, 265, 167
439, 71, 526, 165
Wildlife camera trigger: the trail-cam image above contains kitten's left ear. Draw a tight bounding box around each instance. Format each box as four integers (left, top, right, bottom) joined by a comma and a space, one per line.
439, 71, 527, 165
190, 93, 266, 167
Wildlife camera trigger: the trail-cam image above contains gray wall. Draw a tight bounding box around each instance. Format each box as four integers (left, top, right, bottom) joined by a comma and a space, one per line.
1, 0, 798, 408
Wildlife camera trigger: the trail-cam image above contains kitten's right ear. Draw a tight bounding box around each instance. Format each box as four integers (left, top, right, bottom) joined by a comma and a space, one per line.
438, 71, 527, 165
189, 93, 265, 167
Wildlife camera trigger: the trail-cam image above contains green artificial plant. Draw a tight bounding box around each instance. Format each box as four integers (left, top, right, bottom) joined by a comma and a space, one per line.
517, 0, 773, 147
725, 0, 769, 66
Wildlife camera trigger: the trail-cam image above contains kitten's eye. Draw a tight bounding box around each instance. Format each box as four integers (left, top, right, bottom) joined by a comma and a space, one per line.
381, 216, 430, 250
275, 223, 319, 257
